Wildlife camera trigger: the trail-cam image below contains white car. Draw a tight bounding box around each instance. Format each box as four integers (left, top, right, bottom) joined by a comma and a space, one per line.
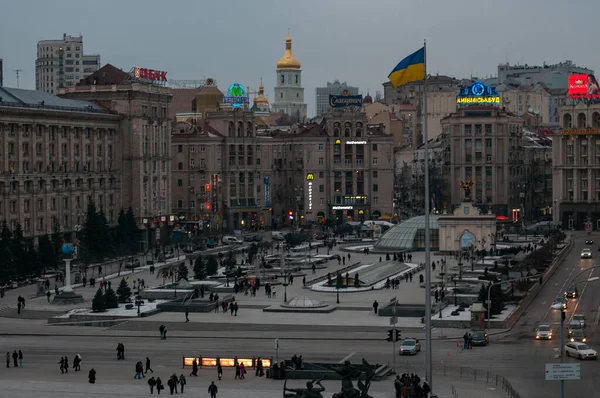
536, 324, 553, 340
581, 248, 592, 259
551, 297, 568, 310
565, 342, 598, 360
399, 338, 421, 355
222, 236, 243, 245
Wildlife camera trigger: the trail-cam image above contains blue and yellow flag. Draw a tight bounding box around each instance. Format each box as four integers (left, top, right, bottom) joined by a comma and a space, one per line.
388, 47, 425, 88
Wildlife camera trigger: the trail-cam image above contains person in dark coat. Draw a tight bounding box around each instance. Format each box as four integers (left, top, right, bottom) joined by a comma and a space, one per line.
218, 362, 223, 380
179, 374, 186, 393
6, 352, 10, 368
234, 363, 240, 379
88, 368, 96, 383
190, 358, 198, 376
145, 357, 154, 374
156, 377, 164, 394
208, 381, 218, 398
12, 350, 18, 367
73, 354, 81, 371
58, 357, 65, 373
148, 376, 157, 394
167, 374, 177, 395
63, 356, 69, 373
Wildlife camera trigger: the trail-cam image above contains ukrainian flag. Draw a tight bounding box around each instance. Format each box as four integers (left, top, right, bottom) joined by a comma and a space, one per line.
388, 47, 425, 88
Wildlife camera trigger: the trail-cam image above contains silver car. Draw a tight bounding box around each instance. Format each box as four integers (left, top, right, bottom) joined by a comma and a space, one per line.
399, 338, 421, 355
536, 324, 553, 340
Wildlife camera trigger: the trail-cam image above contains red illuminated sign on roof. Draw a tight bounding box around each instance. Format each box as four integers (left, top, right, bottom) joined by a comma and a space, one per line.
135, 67, 167, 82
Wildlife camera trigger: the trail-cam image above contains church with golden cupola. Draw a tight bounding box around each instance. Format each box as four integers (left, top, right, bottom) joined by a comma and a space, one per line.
272, 31, 307, 120
251, 80, 270, 113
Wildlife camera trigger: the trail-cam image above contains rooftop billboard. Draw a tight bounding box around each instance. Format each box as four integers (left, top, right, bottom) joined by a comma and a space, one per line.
568, 74, 600, 98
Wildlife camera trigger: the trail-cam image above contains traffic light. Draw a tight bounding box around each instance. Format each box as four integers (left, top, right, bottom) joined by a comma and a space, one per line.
288, 211, 294, 220
394, 329, 401, 342
386, 329, 393, 342
434, 290, 439, 302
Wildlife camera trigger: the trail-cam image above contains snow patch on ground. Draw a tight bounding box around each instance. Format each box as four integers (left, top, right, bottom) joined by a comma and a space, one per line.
434, 304, 517, 322
310, 262, 419, 292
54, 299, 170, 318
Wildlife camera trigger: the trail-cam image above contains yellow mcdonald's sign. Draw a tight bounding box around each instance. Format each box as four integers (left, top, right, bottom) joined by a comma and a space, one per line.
335, 139, 341, 145
306, 173, 314, 181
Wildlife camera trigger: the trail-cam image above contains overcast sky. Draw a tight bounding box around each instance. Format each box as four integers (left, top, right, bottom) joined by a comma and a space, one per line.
1, 0, 599, 116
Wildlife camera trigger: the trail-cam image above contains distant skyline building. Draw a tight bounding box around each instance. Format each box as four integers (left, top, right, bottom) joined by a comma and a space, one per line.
492, 60, 593, 89
315, 80, 359, 116
35, 33, 101, 94
272, 33, 307, 120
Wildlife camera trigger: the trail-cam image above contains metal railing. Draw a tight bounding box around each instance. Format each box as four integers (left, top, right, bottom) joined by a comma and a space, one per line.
400, 362, 521, 398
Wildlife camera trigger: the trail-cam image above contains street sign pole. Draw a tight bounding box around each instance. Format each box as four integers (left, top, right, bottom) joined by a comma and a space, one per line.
392, 300, 397, 373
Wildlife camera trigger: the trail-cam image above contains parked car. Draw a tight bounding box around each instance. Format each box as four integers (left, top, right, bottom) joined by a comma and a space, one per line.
471, 331, 489, 346
535, 324, 553, 340
565, 342, 597, 360
573, 314, 586, 328
271, 231, 287, 241
222, 236, 243, 245
124, 258, 141, 269
399, 338, 421, 355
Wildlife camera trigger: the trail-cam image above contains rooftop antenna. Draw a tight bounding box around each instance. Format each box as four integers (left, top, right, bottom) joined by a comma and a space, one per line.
14, 69, 22, 88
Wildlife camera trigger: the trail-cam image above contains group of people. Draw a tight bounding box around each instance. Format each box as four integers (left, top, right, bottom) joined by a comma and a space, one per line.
290, 354, 303, 370
393, 373, 431, 398
218, 299, 239, 316
57, 354, 83, 373
5, 350, 23, 368
264, 283, 275, 298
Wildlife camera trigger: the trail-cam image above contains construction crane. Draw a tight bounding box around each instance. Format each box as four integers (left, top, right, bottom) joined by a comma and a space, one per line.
14, 69, 22, 88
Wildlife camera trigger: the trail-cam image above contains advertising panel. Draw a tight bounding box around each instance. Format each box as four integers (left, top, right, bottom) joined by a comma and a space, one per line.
329, 94, 363, 108
222, 83, 250, 107
568, 74, 600, 98
456, 81, 500, 106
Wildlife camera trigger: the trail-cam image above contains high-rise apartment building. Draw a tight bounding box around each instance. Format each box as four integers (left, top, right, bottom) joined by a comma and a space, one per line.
36, 34, 101, 94
315, 81, 359, 116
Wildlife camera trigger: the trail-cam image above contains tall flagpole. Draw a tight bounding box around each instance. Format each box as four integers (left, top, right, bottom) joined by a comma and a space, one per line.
423, 39, 434, 392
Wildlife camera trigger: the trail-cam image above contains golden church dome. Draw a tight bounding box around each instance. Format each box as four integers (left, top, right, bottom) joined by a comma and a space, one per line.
276, 34, 301, 70
254, 84, 269, 105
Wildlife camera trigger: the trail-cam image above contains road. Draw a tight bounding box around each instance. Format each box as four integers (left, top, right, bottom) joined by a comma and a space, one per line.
499, 234, 600, 397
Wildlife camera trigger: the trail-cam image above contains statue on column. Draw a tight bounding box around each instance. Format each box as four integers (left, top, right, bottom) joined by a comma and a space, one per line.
458, 179, 475, 201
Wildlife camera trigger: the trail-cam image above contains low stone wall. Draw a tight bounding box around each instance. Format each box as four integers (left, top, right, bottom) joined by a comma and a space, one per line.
139, 289, 192, 300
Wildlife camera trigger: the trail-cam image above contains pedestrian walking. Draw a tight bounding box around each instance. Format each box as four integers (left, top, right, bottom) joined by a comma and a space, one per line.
167, 374, 177, 395
467, 333, 473, 349
185, 307, 190, 322
17, 301, 21, 315
145, 357, 154, 374
88, 368, 96, 384
156, 377, 164, 395
46, 291, 51, 303
190, 358, 198, 376
64, 356, 69, 373
255, 357, 264, 377
239, 362, 246, 379
12, 350, 18, 367
208, 381, 218, 398
6, 352, 10, 368
372, 300, 379, 315
179, 374, 186, 393
73, 354, 82, 371
18, 350, 23, 368
58, 357, 65, 373
218, 363, 223, 380
148, 376, 157, 394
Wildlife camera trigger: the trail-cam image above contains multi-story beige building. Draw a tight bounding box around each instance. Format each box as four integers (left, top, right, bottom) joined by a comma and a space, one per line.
36, 34, 101, 94
553, 101, 600, 229
171, 91, 395, 231
0, 87, 121, 238
441, 106, 525, 217
498, 83, 551, 126
383, 75, 460, 145
60, 64, 172, 243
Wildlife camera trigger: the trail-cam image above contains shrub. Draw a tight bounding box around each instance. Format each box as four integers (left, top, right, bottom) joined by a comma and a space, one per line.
104, 287, 118, 309
116, 278, 132, 303
92, 288, 106, 312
